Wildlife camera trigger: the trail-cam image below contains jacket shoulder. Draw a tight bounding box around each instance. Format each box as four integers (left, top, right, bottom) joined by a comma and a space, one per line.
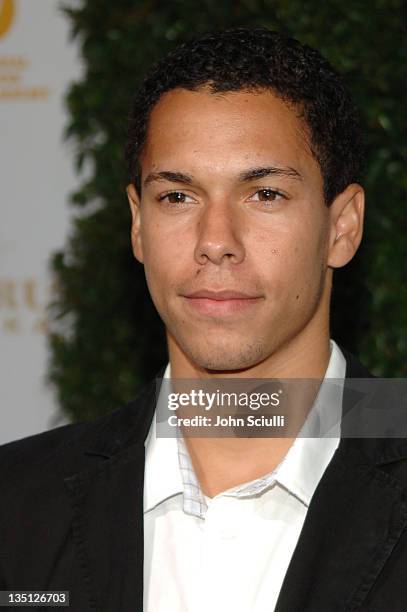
0, 375, 157, 490
0, 421, 89, 480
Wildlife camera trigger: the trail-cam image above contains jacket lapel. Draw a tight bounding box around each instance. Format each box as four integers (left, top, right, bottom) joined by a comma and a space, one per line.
275, 350, 407, 611
63, 376, 159, 612
274, 441, 407, 611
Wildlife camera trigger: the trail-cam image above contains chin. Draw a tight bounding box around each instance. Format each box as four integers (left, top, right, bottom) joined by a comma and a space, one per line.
185, 341, 267, 373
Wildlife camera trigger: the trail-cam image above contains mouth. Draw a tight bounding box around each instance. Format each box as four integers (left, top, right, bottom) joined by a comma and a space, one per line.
182, 289, 264, 316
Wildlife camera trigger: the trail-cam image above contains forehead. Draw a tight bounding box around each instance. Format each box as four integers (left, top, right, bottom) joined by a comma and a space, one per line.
141, 87, 320, 183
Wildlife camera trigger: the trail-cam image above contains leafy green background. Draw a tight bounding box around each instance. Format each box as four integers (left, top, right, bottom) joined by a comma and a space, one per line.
48, 0, 407, 422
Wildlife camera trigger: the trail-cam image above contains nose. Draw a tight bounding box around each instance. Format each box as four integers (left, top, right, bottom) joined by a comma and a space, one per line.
193, 199, 245, 266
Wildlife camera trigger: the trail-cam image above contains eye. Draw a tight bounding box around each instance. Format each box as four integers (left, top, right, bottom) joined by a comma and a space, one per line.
248, 188, 285, 204
158, 191, 195, 205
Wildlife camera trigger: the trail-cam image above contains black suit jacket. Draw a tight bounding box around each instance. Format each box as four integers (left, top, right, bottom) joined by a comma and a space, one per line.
1, 348, 407, 611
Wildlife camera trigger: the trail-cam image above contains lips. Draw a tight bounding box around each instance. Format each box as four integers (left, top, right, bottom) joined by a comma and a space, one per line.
182, 289, 263, 316
184, 290, 260, 300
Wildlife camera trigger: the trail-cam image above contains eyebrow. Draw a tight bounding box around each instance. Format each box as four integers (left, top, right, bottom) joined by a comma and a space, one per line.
238, 166, 303, 182
144, 170, 193, 187
143, 165, 303, 188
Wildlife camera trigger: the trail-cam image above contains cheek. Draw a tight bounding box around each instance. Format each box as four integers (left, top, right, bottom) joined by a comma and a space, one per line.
141, 220, 190, 291
252, 217, 327, 290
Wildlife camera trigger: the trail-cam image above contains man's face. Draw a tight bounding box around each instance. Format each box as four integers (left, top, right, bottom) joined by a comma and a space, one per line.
130, 87, 333, 372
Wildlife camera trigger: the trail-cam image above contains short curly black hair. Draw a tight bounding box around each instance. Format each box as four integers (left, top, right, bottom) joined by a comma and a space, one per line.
125, 27, 365, 205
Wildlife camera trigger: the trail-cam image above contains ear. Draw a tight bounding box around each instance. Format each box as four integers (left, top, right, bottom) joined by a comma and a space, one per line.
327, 183, 365, 269
126, 183, 144, 263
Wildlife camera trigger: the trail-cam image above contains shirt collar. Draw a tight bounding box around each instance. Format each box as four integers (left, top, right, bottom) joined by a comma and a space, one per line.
144, 339, 346, 514
143, 364, 183, 513
272, 339, 346, 506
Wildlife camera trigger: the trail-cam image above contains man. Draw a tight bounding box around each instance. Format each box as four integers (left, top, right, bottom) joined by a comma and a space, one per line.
1, 27, 406, 612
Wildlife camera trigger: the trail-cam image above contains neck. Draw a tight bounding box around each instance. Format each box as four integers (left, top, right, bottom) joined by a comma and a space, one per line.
167, 293, 332, 497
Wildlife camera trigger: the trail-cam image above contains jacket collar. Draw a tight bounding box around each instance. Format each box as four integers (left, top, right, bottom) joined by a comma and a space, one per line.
339, 346, 407, 466
77, 369, 162, 461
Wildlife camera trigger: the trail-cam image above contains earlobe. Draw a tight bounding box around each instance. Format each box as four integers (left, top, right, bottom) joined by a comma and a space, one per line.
126, 183, 144, 263
327, 184, 365, 269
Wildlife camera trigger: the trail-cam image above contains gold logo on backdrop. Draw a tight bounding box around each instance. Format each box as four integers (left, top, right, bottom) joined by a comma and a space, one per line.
0, 1, 50, 100
0, 0, 15, 39
0, 277, 60, 334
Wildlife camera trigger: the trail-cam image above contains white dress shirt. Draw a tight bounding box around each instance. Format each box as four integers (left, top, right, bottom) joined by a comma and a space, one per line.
143, 339, 346, 612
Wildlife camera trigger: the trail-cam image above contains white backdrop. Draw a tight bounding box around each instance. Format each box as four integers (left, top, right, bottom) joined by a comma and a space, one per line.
0, 0, 81, 443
